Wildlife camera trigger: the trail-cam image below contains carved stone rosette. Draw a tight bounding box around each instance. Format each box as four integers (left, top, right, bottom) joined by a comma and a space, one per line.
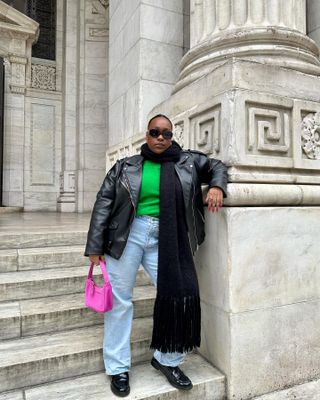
301, 112, 320, 160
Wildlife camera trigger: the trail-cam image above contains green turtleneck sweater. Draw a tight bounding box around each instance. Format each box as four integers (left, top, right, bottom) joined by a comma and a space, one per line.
136, 160, 160, 217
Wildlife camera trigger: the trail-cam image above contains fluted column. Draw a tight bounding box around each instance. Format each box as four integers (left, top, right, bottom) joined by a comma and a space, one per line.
191, 0, 306, 46
174, 0, 320, 92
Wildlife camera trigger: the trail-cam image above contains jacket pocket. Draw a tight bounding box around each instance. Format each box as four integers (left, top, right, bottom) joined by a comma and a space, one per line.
105, 220, 119, 249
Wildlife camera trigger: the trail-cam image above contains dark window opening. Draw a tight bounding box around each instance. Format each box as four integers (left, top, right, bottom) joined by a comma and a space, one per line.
2, 0, 56, 61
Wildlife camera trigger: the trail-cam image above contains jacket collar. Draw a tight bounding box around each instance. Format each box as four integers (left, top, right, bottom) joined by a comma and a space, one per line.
123, 151, 191, 209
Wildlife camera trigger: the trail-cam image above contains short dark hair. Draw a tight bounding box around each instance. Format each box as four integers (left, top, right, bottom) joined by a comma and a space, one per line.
147, 114, 173, 130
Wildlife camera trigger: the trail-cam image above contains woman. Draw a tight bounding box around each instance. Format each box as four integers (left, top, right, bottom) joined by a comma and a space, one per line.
84, 114, 228, 397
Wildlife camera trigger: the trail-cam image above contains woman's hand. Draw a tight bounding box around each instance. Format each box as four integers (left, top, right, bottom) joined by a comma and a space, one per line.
89, 255, 105, 265
205, 187, 223, 213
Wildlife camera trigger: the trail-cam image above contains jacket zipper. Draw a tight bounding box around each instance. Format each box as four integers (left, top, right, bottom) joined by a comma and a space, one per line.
121, 170, 136, 214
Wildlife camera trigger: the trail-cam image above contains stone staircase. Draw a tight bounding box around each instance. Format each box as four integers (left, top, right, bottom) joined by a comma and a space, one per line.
0, 225, 226, 399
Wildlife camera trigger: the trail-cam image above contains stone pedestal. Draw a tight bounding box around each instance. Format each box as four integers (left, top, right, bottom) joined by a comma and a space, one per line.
196, 206, 320, 399
147, 0, 320, 398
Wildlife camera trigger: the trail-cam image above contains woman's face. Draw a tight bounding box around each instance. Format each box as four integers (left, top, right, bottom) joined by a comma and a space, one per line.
145, 117, 173, 154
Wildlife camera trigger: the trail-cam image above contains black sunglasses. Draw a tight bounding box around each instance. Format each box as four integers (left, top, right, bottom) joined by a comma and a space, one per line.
148, 128, 173, 140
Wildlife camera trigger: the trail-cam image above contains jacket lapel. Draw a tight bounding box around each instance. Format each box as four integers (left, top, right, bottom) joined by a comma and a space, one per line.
123, 155, 143, 207
123, 152, 193, 211
175, 153, 193, 211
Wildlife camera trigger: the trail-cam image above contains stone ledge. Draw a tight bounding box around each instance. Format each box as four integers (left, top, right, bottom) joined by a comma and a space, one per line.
202, 183, 320, 206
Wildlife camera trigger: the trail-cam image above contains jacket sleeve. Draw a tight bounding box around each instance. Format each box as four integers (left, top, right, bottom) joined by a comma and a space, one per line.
193, 152, 228, 197
84, 160, 121, 256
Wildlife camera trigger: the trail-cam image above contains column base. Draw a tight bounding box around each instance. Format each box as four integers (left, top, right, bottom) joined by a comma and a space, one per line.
57, 193, 76, 212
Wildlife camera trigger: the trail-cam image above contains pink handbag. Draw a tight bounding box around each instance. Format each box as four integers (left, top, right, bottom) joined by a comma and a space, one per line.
85, 259, 113, 313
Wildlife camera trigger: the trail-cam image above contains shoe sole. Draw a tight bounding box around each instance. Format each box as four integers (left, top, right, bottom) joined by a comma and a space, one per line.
151, 358, 193, 391
110, 383, 130, 397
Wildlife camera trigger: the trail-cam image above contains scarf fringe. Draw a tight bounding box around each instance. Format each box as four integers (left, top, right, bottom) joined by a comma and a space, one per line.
150, 294, 201, 353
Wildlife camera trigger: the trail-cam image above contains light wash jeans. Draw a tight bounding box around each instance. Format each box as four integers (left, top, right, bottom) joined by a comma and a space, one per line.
103, 215, 186, 375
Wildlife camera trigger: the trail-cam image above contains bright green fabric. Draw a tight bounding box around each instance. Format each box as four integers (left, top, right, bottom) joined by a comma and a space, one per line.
136, 160, 160, 217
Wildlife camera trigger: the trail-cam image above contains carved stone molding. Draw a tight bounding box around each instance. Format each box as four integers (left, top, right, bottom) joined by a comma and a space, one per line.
92, 0, 108, 16
106, 134, 145, 170
86, 24, 109, 41
301, 112, 320, 160
59, 171, 75, 193
9, 54, 27, 94
31, 63, 56, 91
88, 26, 108, 38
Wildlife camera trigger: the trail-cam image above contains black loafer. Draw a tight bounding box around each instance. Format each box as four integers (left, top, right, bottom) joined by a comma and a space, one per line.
110, 372, 130, 397
151, 357, 193, 390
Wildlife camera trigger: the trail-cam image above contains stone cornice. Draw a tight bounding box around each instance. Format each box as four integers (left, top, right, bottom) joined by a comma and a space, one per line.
0, 1, 39, 43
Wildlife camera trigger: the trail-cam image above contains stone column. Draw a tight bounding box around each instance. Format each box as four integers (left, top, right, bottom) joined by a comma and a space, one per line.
0, 2, 38, 207
148, 1, 320, 399
175, 0, 320, 92
57, 0, 79, 212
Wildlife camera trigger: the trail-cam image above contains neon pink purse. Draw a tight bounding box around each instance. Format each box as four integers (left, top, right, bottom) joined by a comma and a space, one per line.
85, 260, 113, 313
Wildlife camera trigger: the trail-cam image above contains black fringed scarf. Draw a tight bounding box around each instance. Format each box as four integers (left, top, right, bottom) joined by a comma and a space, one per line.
140, 141, 201, 353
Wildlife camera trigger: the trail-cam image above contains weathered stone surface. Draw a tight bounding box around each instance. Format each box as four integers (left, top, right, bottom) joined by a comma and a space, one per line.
0, 318, 153, 392
0, 266, 150, 302
0, 285, 155, 339
252, 376, 320, 399
196, 207, 320, 400
23, 353, 225, 400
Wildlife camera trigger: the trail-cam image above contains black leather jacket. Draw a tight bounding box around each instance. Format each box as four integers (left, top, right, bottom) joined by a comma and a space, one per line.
84, 150, 228, 259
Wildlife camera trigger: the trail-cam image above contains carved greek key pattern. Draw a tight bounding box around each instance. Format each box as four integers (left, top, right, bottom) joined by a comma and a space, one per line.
247, 106, 290, 155
301, 112, 320, 160
190, 107, 221, 156
173, 122, 184, 149
31, 63, 56, 91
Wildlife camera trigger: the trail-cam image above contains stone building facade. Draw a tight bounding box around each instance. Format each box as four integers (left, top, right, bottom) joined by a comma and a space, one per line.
0, 1, 320, 399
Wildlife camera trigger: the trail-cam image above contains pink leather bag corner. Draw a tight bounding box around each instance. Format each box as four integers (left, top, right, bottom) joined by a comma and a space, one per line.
85, 259, 113, 313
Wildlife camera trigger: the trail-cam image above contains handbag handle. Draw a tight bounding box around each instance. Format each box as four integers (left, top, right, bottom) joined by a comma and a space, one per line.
88, 259, 110, 284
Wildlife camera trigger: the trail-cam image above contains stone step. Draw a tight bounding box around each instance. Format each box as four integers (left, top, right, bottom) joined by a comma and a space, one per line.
0, 245, 88, 273
0, 286, 156, 339
0, 353, 226, 400
0, 231, 87, 251
0, 266, 152, 302
0, 318, 154, 393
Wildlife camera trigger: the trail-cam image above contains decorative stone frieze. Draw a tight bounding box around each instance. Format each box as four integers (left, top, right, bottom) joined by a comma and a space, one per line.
31, 63, 56, 91
301, 112, 320, 160
106, 134, 145, 171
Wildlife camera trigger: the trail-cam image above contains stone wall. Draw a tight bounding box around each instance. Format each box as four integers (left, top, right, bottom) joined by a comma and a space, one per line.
108, 0, 185, 147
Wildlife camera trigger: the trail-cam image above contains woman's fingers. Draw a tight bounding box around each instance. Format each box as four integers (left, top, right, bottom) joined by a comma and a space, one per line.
206, 188, 223, 213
